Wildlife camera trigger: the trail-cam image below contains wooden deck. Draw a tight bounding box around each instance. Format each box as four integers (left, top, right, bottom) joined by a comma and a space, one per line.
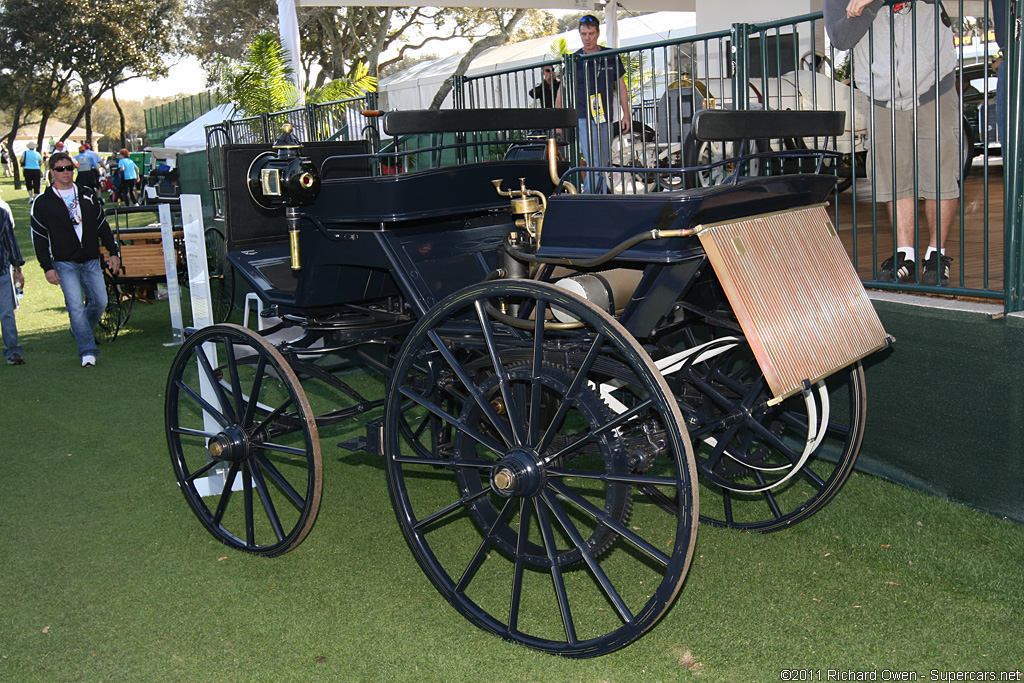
833, 160, 1005, 297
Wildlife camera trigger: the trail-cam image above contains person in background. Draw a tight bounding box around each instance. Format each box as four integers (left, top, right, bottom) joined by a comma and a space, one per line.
529, 66, 561, 108
20, 141, 43, 201
0, 187, 25, 365
825, 0, 960, 287
117, 148, 139, 206
30, 151, 120, 367
554, 14, 631, 194
990, 0, 1007, 154
74, 142, 104, 192
1, 141, 12, 177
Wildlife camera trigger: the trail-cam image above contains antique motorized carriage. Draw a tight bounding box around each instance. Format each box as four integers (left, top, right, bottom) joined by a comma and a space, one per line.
165, 107, 890, 657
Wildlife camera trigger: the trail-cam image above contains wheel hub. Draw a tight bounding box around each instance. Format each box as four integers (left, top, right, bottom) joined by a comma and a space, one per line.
490, 448, 545, 498
207, 424, 250, 462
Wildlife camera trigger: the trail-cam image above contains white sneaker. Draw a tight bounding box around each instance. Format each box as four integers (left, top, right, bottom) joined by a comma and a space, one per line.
81, 354, 97, 367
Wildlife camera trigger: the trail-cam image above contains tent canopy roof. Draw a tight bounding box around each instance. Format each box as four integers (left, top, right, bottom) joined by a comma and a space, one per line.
162, 103, 237, 153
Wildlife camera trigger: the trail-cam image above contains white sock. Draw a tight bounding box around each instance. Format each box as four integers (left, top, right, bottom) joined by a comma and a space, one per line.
898, 248, 916, 262
924, 247, 946, 260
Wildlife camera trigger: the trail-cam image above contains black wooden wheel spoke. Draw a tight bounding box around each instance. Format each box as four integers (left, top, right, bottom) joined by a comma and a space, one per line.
455, 497, 518, 593
212, 461, 241, 526
184, 458, 220, 484
250, 440, 310, 457
427, 330, 514, 447
507, 498, 532, 634
392, 454, 494, 469
528, 300, 546, 444
547, 479, 672, 566
545, 398, 654, 463
475, 300, 527, 447
536, 333, 606, 454
223, 338, 246, 424
398, 385, 505, 455
243, 465, 255, 546
252, 395, 296, 437
534, 498, 577, 644
541, 490, 633, 624
194, 341, 237, 424
175, 379, 230, 429
170, 425, 219, 440
547, 467, 683, 489
251, 451, 306, 510
166, 324, 321, 557
241, 355, 268, 427
412, 487, 492, 531
248, 457, 286, 542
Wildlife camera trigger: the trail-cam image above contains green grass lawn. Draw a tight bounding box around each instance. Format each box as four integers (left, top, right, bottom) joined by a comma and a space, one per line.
1, 176, 1021, 681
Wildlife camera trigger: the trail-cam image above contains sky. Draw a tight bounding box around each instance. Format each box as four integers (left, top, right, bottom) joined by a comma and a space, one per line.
110, 56, 209, 103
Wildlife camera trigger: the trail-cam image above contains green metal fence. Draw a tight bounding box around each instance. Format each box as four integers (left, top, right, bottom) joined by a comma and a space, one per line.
453, 4, 1020, 309
144, 91, 223, 146
203, 94, 379, 217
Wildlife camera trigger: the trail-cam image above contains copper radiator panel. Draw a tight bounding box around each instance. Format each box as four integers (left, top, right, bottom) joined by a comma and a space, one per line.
697, 204, 888, 401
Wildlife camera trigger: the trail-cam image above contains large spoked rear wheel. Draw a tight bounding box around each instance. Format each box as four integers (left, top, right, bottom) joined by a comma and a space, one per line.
663, 324, 866, 532
165, 324, 322, 556
384, 280, 698, 657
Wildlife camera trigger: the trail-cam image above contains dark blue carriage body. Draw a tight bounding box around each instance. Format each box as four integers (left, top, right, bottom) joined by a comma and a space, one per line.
220, 108, 847, 341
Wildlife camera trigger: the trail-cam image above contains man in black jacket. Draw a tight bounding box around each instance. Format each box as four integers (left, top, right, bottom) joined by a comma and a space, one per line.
30, 152, 120, 367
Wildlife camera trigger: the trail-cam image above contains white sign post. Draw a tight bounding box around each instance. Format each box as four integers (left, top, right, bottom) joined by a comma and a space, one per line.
176, 195, 243, 498
158, 203, 184, 346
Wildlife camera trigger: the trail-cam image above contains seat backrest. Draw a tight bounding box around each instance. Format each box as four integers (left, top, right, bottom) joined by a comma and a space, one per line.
382, 108, 577, 136
692, 109, 845, 141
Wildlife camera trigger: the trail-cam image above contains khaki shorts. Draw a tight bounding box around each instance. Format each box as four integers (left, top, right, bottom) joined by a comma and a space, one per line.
867, 88, 962, 202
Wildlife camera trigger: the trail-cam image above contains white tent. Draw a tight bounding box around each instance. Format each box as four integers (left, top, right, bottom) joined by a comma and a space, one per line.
378, 11, 698, 111
163, 103, 237, 153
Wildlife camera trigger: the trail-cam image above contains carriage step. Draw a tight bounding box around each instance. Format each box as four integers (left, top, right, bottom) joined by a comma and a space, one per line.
337, 419, 384, 456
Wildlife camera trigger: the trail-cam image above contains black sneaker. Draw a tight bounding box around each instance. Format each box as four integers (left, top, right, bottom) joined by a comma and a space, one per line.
920, 253, 952, 286
877, 255, 916, 283
6, 353, 24, 365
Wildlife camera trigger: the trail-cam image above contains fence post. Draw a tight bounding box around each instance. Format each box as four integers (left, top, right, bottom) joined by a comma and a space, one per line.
563, 51, 579, 174
305, 102, 318, 142
1005, 5, 1024, 313
731, 22, 751, 110
452, 74, 465, 109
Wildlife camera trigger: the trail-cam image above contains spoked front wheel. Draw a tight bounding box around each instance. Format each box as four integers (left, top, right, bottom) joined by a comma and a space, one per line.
165, 324, 322, 556
384, 280, 698, 657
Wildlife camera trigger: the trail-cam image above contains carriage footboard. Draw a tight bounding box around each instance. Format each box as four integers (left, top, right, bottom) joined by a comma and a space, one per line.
696, 203, 889, 402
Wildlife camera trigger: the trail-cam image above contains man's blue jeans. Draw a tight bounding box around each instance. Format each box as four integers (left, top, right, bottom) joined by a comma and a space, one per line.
0, 271, 21, 360
578, 116, 611, 194
52, 259, 106, 358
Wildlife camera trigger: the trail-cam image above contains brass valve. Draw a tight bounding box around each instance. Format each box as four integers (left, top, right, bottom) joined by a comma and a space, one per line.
492, 178, 548, 243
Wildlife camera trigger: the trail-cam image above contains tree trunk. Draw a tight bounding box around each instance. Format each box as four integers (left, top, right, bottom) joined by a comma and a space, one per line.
84, 82, 93, 145
429, 10, 527, 110
3, 96, 27, 190
112, 88, 127, 150
36, 112, 51, 152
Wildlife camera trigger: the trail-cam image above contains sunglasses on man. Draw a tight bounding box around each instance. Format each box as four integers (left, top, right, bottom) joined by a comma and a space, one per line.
52, 165, 75, 172
579, 15, 598, 25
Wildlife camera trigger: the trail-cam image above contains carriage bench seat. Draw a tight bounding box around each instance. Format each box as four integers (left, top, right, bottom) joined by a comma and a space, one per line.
537, 173, 839, 264
539, 109, 847, 263
306, 159, 566, 225
301, 107, 579, 226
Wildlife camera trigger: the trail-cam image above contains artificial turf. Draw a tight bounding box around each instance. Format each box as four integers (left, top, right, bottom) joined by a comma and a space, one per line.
0, 176, 1021, 681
